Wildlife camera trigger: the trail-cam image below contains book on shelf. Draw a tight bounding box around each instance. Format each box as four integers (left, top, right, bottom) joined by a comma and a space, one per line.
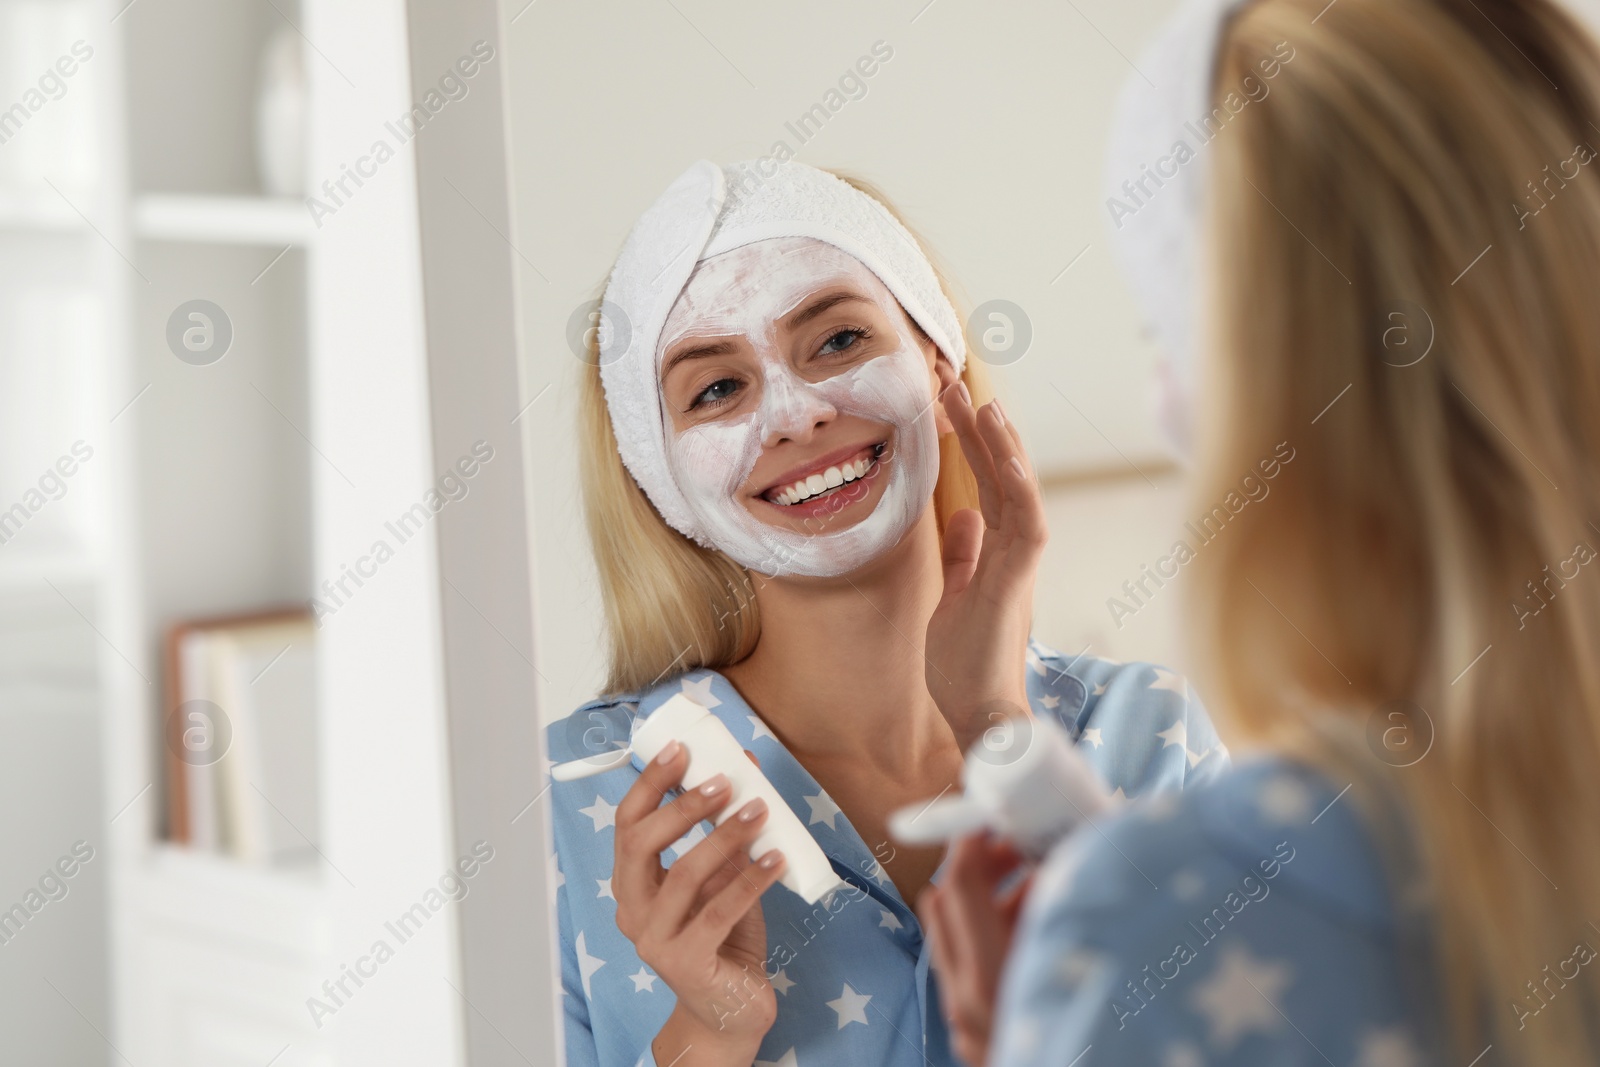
162, 609, 320, 867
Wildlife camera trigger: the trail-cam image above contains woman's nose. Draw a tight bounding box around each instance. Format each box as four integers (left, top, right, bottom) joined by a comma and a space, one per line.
760, 365, 837, 444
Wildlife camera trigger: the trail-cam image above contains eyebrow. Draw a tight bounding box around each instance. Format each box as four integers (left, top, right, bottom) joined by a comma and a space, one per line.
661, 339, 738, 377
786, 290, 871, 329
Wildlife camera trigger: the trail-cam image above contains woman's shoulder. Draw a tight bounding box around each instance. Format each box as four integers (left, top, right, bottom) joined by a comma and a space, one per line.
1029, 757, 1393, 919
1023, 639, 1213, 735
995, 757, 1417, 1064
1025, 639, 1228, 796
545, 689, 645, 769
544, 671, 758, 842
545, 671, 737, 764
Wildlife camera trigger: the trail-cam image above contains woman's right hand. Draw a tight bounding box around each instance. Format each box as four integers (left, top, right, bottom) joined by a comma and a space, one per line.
613, 738, 789, 1066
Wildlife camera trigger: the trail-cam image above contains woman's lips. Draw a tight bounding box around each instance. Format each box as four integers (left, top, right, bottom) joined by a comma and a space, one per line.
759, 443, 884, 507
760, 452, 885, 521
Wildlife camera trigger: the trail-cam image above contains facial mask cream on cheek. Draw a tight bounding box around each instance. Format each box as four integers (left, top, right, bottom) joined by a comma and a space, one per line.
658, 238, 942, 578
670, 414, 762, 528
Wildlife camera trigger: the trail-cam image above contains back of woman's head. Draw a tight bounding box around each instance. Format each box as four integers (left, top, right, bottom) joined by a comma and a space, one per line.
1195, 0, 1600, 1058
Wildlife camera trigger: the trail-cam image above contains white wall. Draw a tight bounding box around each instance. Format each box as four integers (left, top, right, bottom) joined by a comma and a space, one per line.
505, 0, 1191, 720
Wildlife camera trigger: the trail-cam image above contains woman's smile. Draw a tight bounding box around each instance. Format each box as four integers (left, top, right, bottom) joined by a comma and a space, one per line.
751, 440, 889, 525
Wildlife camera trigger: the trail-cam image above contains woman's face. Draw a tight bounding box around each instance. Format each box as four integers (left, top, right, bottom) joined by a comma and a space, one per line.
656, 237, 950, 577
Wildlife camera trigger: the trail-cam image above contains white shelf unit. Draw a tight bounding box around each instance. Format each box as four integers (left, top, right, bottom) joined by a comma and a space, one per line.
105, 0, 336, 1055
83, 0, 468, 1064
0, 191, 88, 233
132, 194, 314, 246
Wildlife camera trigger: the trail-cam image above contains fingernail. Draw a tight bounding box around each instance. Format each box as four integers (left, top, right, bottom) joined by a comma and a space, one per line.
699, 775, 728, 796
957, 381, 972, 405
1006, 456, 1025, 479
992, 399, 1006, 425
758, 850, 784, 869
654, 740, 681, 765
738, 797, 767, 822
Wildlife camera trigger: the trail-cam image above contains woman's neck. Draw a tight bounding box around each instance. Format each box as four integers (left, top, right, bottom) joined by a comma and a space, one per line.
720, 510, 954, 773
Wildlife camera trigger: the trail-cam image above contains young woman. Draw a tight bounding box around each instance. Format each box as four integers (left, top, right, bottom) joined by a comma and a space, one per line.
545, 160, 1227, 1067
922, 0, 1600, 1064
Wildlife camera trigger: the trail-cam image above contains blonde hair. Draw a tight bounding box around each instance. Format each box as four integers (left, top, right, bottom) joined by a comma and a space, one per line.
1196, 0, 1600, 1059
580, 173, 989, 695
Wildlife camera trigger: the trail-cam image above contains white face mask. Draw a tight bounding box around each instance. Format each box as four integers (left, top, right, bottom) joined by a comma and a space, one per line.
656, 238, 942, 578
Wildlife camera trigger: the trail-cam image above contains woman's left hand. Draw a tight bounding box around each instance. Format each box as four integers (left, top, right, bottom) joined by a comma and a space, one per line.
918, 832, 1035, 1067
925, 379, 1049, 751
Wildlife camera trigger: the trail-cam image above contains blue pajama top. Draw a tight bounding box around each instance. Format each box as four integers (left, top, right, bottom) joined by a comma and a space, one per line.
992, 757, 1436, 1067
545, 640, 1229, 1067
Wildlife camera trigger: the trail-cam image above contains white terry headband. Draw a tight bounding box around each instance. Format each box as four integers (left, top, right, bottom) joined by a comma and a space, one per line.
597, 159, 966, 545
1104, 0, 1252, 435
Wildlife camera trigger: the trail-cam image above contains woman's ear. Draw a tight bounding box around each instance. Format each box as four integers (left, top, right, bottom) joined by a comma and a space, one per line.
933, 355, 959, 436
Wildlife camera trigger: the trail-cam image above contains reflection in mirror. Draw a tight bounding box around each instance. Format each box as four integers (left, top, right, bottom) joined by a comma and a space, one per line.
503, 4, 1206, 1065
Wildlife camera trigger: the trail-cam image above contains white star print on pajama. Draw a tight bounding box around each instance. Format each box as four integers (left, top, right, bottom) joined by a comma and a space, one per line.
1157, 720, 1217, 770
679, 674, 721, 708
1190, 946, 1292, 1048
1256, 774, 1315, 825
1164, 1042, 1204, 1067
547, 642, 1226, 1066
1354, 1025, 1425, 1067
803, 791, 843, 830
574, 930, 605, 1000
1149, 667, 1188, 696
1169, 867, 1206, 901
827, 983, 872, 1028
579, 796, 617, 832
991, 758, 1432, 1067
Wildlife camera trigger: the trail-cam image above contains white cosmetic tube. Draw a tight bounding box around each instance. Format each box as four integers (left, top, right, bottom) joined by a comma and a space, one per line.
554, 695, 847, 905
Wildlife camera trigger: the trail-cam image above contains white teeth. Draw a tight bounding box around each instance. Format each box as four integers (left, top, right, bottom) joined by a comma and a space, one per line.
769, 451, 877, 505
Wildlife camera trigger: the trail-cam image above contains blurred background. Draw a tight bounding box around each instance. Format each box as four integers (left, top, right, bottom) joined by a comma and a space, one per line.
10, 0, 1529, 1062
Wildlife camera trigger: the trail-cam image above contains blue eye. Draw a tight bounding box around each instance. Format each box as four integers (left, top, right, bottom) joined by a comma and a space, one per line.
819, 328, 868, 356
691, 378, 741, 409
